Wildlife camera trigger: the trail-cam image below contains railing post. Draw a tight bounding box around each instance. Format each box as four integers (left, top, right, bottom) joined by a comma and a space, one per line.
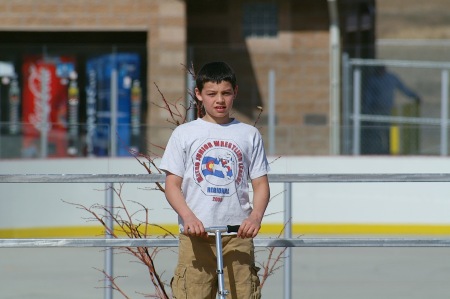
186, 46, 195, 122
440, 69, 449, 156
105, 183, 114, 299
352, 67, 362, 155
110, 68, 118, 157
268, 69, 276, 155
342, 53, 351, 154
39, 68, 51, 158
284, 182, 292, 299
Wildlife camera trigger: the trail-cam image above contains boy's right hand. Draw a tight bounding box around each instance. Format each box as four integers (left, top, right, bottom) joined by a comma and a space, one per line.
182, 216, 207, 237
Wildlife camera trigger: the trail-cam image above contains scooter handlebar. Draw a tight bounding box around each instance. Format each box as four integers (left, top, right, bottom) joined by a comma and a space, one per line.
226, 225, 240, 233
182, 225, 241, 234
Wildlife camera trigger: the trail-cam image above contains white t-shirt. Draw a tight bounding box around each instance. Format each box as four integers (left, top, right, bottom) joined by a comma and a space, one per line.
159, 118, 270, 230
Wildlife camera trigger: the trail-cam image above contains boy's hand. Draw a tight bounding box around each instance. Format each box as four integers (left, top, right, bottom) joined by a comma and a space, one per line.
238, 215, 261, 238
182, 216, 207, 238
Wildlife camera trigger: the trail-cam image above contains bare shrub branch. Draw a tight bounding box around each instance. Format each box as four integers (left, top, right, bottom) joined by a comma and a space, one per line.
258, 220, 291, 288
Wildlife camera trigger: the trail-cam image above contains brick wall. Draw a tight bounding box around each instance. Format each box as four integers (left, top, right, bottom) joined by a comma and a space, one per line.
188, 0, 331, 155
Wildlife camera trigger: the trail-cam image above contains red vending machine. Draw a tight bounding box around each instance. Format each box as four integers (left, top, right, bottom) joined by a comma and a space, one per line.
21, 55, 75, 158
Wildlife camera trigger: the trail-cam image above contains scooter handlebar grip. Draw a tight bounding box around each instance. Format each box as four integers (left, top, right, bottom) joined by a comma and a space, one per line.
227, 225, 240, 233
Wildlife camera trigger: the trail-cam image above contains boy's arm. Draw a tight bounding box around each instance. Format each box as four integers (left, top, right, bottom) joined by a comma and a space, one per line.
164, 172, 206, 236
238, 174, 270, 238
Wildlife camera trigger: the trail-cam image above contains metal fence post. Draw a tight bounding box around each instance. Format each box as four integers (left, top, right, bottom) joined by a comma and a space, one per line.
39, 68, 51, 158
105, 183, 114, 299
110, 68, 118, 157
268, 69, 276, 155
342, 53, 351, 154
284, 182, 292, 299
440, 69, 448, 156
352, 67, 362, 155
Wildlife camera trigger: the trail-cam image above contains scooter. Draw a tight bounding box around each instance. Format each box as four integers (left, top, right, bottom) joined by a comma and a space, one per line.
203, 225, 240, 299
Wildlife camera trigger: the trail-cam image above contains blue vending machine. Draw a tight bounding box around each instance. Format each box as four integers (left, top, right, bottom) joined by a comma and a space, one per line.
86, 53, 141, 157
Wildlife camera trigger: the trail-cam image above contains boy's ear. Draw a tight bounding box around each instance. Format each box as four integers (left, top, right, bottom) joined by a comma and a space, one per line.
234, 85, 239, 98
194, 87, 203, 101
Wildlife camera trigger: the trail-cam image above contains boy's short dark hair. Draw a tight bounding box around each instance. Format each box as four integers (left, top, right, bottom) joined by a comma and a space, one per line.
195, 61, 237, 92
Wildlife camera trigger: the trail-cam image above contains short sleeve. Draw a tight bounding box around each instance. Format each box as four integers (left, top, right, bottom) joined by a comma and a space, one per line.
159, 129, 186, 178
249, 130, 270, 179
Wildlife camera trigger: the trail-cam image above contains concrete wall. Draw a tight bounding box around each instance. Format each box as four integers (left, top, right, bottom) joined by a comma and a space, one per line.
2, 156, 450, 237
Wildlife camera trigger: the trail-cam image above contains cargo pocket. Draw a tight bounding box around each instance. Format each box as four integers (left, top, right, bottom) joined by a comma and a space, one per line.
232, 263, 261, 299
171, 265, 187, 299
250, 265, 261, 299
185, 266, 216, 298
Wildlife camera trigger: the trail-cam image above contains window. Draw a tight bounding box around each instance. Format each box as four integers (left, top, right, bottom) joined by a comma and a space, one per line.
242, 2, 278, 38
0, 31, 147, 158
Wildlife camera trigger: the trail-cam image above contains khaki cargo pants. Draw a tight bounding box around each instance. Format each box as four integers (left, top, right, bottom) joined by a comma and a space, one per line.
171, 234, 261, 299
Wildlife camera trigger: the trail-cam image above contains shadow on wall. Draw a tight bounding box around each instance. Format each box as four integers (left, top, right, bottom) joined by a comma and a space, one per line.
187, 0, 263, 120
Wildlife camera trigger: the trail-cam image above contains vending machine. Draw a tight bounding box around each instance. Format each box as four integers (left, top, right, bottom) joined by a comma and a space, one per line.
85, 53, 141, 157
21, 55, 75, 158
0, 61, 18, 159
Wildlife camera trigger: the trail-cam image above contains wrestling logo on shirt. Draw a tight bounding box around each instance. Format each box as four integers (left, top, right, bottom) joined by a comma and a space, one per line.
193, 139, 245, 198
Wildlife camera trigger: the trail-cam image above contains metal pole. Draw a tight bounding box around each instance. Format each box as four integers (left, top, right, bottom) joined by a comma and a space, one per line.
186, 71, 195, 122
283, 182, 292, 299
7, 237, 450, 248
215, 229, 227, 298
268, 70, 276, 155
342, 53, 351, 154
0, 84, 2, 158
105, 183, 114, 299
40, 68, 50, 158
440, 69, 448, 156
327, 0, 341, 155
352, 68, 362, 155
110, 69, 118, 157
186, 46, 195, 122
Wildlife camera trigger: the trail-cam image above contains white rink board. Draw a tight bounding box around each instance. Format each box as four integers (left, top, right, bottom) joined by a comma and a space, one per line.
1, 156, 450, 229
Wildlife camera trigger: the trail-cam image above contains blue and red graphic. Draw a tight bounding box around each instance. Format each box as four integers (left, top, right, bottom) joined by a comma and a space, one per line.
201, 155, 233, 180
193, 139, 244, 196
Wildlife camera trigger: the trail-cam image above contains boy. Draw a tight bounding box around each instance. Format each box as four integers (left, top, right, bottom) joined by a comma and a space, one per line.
159, 61, 270, 298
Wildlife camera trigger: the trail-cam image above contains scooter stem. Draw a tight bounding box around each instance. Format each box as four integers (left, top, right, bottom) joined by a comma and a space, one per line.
215, 229, 229, 298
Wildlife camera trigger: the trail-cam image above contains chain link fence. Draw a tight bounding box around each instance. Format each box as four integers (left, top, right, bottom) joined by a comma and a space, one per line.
342, 55, 450, 156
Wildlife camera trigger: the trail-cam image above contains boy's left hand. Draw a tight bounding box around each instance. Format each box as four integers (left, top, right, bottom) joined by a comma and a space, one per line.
237, 215, 261, 238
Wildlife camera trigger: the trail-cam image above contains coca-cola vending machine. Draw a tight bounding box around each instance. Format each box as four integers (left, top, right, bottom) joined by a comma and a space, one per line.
22, 55, 75, 158
85, 53, 141, 157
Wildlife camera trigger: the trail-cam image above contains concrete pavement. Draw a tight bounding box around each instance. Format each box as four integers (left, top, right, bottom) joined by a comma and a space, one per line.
2, 239, 450, 298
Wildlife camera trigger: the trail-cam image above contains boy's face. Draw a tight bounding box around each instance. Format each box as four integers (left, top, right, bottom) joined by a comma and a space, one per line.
195, 80, 238, 124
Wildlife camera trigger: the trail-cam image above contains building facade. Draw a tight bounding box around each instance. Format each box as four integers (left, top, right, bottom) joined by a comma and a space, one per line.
0, 0, 375, 158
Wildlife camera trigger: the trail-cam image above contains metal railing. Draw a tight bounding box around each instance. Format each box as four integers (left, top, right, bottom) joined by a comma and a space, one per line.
2, 173, 450, 299
342, 57, 450, 156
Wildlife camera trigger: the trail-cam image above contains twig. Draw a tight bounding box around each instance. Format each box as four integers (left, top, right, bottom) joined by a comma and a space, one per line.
259, 220, 291, 288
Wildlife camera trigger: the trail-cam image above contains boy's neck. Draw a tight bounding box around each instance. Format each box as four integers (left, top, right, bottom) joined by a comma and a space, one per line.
201, 114, 233, 125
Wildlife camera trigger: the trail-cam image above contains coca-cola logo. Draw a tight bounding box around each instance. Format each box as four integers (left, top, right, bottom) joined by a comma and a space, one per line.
28, 64, 52, 132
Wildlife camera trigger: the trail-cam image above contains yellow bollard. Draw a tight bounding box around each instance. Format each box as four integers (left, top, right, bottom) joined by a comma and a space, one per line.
390, 125, 400, 155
